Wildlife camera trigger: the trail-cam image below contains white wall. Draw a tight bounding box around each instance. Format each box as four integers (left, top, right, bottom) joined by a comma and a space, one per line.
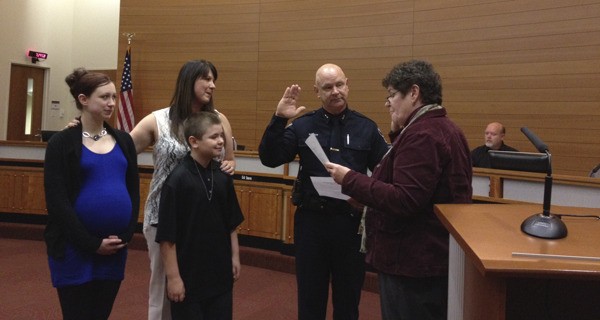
0, 0, 120, 139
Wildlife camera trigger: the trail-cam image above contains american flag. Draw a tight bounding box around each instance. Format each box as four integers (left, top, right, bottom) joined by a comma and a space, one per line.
117, 48, 135, 132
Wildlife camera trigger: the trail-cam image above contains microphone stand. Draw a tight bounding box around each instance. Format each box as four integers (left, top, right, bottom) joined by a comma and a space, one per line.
519, 150, 568, 239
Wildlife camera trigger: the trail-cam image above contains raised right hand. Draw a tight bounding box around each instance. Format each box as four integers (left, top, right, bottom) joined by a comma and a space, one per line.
275, 84, 306, 119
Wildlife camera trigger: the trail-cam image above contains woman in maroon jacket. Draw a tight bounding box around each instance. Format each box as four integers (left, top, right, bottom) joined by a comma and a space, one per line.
325, 60, 472, 320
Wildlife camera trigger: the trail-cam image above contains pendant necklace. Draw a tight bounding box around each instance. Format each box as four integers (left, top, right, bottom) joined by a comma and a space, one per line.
194, 160, 214, 201
82, 128, 107, 141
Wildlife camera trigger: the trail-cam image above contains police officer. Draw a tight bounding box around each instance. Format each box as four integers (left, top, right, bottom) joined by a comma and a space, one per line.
259, 64, 389, 320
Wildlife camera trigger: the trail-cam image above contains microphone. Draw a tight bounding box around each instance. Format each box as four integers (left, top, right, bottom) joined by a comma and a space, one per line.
521, 127, 548, 153
518, 127, 567, 239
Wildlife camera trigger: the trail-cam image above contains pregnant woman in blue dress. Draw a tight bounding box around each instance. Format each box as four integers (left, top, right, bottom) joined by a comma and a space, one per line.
43, 68, 140, 320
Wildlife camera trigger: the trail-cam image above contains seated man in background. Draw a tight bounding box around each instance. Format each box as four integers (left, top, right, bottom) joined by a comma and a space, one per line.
471, 122, 518, 168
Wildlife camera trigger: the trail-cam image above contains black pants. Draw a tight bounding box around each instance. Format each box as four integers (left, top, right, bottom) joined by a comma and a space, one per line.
378, 272, 448, 320
294, 207, 364, 320
57, 280, 121, 320
170, 290, 233, 320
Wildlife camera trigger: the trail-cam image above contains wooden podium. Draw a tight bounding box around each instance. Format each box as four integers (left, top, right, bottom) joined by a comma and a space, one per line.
434, 204, 600, 320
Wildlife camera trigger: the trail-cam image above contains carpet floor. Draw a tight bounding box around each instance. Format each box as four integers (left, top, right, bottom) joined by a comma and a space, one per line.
0, 223, 381, 319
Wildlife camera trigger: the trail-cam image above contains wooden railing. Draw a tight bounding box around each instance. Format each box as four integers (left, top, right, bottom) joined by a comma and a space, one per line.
472, 167, 600, 208
2, 141, 599, 245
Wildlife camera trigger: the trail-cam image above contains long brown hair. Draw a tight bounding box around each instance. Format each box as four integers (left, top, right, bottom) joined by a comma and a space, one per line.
169, 60, 218, 142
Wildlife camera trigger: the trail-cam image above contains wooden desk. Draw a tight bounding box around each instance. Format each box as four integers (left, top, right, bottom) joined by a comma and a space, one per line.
434, 204, 600, 320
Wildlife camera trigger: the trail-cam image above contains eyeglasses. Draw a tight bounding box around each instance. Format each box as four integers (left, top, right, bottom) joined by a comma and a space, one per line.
386, 91, 400, 102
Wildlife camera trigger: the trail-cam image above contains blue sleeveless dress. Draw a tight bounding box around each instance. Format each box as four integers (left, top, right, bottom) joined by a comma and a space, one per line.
48, 144, 133, 288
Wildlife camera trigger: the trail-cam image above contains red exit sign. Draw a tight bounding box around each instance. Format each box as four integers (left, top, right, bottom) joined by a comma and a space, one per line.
28, 50, 48, 59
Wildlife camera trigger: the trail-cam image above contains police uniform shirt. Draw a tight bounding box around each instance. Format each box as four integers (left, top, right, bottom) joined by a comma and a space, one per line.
259, 107, 389, 198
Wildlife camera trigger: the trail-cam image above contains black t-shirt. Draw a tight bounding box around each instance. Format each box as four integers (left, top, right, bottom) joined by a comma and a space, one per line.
156, 154, 244, 300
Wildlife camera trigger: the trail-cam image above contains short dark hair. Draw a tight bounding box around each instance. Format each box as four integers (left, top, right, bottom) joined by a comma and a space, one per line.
183, 111, 222, 147
382, 60, 443, 105
65, 68, 112, 110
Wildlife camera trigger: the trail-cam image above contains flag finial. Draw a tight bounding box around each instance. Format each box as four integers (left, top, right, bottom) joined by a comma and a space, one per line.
122, 32, 135, 45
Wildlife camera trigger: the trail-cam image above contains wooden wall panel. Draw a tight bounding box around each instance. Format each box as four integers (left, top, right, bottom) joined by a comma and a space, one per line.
119, 0, 260, 145
412, 0, 600, 176
119, 0, 600, 176
255, 0, 414, 148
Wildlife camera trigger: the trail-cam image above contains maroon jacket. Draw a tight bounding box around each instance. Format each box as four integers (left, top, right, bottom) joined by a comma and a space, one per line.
342, 106, 472, 277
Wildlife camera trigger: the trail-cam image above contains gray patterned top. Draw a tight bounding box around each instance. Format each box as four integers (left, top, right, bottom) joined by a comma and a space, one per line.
143, 107, 189, 227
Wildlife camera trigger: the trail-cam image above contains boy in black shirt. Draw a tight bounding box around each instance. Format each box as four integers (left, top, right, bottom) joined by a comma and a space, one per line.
156, 111, 244, 320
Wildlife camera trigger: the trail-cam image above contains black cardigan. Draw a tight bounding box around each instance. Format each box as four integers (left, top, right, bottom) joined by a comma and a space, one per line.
43, 123, 140, 259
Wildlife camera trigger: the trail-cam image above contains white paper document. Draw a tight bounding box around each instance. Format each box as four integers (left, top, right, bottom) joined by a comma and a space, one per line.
305, 133, 329, 166
305, 134, 349, 200
310, 176, 349, 200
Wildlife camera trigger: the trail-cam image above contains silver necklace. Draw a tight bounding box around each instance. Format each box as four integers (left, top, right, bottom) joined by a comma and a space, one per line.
193, 160, 214, 201
82, 128, 107, 141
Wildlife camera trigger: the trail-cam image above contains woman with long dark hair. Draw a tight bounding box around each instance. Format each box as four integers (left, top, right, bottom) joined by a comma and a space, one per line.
130, 60, 236, 320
